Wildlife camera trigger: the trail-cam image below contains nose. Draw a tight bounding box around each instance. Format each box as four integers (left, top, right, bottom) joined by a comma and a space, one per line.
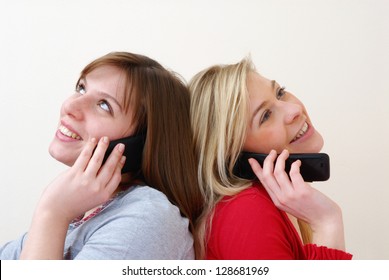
280, 101, 303, 124
61, 95, 88, 120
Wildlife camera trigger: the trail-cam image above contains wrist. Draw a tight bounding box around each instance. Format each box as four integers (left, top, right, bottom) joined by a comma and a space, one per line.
20, 208, 70, 259
310, 205, 346, 251
34, 202, 74, 225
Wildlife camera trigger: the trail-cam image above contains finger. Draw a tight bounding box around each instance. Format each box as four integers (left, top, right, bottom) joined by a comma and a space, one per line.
273, 149, 295, 189
261, 150, 277, 178
72, 137, 98, 171
97, 143, 125, 183
261, 150, 282, 190
104, 155, 126, 196
248, 157, 264, 180
250, 151, 284, 203
84, 136, 110, 176
249, 157, 279, 202
274, 149, 289, 173
289, 160, 305, 186
263, 149, 277, 167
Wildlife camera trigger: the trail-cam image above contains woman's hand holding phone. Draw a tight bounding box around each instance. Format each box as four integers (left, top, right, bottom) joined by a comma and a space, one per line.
40, 136, 126, 222
20, 137, 125, 259
248, 149, 346, 251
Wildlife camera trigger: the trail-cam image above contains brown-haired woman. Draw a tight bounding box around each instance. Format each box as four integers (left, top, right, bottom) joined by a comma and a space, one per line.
0, 52, 204, 260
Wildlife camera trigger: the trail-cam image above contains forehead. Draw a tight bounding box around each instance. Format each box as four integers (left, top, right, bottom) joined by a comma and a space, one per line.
84, 65, 125, 89
84, 65, 128, 102
247, 71, 274, 99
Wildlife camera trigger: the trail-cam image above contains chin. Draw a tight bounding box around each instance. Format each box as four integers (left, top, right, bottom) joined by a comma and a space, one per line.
48, 141, 75, 167
311, 134, 324, 152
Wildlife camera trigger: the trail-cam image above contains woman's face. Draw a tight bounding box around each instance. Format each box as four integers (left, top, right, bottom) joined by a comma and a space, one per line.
243, 71, 324, 154
49, 65, 136, 166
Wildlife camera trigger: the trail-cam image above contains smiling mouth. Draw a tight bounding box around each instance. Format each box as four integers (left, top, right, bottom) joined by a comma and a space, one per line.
291, 122, 309, 143
58, 125, 82, 140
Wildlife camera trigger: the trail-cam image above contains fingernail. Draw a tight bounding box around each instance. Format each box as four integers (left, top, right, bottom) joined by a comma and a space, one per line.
120, 156, 126, 165
118, 143, 125, 152
102, 136, 109, 143
91, 137, 97, 143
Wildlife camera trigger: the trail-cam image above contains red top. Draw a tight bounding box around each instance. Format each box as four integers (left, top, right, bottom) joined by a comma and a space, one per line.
206, 182, 353, 260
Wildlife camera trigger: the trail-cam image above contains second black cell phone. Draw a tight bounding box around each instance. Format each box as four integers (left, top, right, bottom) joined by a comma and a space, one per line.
233, 152, 330, 182
101, 133, 146, 174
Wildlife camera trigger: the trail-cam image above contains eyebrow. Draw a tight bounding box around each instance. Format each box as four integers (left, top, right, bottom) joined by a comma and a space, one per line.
98, 91, 123, 112
80, 78, 123, 112
271, 80, 276, 90
249, 80, 276, 127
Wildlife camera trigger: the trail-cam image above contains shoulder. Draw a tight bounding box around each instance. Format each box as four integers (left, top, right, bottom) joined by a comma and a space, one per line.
121, 184, 173, 203
214, 183, 282, 225
208, 183, 297, 259
119, 186, 194, 258
215, 183, 276, 218
71, 185, 194, 259
0, 233, 27, 260
103, 185, 190, 235
116, 185, 184, 220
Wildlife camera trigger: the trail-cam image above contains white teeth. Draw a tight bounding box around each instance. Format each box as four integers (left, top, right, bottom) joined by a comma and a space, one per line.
58, 125, 81, 140
292, 122, 308, 142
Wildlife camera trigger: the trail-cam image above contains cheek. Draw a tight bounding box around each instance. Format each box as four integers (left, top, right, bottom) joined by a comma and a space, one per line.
84, 119, 114, 138
87, 122, 133, 142
243, 128, 287, 154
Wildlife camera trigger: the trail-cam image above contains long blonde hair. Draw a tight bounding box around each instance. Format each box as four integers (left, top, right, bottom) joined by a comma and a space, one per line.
189, 57, 312, 259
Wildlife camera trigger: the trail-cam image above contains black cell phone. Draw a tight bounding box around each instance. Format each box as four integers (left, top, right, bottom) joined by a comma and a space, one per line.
102, 133, 146, 174
233, 152, 330, 182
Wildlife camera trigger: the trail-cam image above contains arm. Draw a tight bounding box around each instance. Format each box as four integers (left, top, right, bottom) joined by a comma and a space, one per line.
20, 137, 125, 259
249, 149, 346, 251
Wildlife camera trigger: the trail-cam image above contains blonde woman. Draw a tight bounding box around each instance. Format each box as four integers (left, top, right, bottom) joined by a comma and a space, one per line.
189, 57, 352, 259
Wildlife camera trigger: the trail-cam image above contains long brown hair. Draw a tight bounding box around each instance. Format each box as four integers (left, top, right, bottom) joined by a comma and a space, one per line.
79, 52, 204, 258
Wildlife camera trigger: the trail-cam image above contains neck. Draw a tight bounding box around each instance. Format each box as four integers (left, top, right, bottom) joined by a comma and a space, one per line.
113, 172, 143, 195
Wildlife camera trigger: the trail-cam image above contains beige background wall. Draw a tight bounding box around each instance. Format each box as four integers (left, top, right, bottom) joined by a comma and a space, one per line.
0, 0, 388, 259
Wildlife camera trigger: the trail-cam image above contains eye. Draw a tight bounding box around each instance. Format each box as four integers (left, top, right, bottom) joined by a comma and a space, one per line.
276, 86, 286, 99
76, 83, 86, 95
260, 109, 272, 124
98, 100, 113, 113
